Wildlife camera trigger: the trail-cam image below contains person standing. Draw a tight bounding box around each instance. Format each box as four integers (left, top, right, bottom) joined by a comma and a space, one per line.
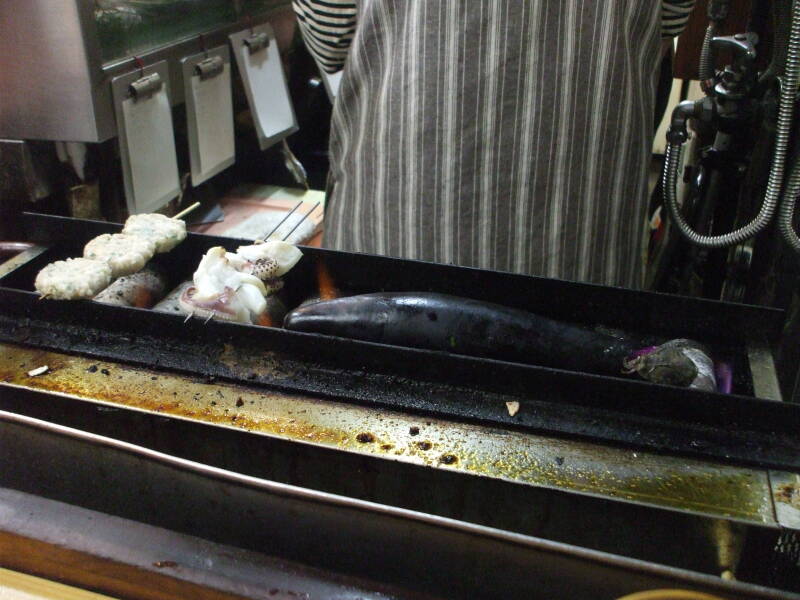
294, 0, 695, 288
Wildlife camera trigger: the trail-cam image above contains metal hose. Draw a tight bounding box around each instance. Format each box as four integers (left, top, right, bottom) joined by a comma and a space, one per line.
780, 154, 800, 252
759, 0, 791, 85
699, 23, 717, 93
663, 0, 800, 248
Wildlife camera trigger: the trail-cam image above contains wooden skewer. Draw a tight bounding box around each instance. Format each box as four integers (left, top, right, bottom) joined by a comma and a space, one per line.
173, 201, 201, 221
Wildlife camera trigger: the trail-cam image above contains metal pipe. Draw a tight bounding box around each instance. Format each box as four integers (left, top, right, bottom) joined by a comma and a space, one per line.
699, 23, 717, 94
663, 0, 800, 248
779, 153, 800, 252
699, 1, 731, 94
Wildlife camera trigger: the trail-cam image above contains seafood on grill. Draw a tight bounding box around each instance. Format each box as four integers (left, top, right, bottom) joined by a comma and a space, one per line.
93, 265, 167, 308
179, 241, 301, 325
284, 292, 721, 392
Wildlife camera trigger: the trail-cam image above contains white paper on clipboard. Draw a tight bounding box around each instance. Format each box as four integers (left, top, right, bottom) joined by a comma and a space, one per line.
182, 47, 235, 186
111, 61, 180, 215
121, 91, 180, 213
230, 25, 298, 150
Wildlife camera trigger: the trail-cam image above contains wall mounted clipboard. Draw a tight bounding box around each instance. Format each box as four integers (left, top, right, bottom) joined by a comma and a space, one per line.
111, 61, 180, 215
229, 24, 298, 150
181, 46, 235, 186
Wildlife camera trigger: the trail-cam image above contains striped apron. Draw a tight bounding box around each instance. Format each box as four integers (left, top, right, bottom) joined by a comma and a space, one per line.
323, 1, 662, 288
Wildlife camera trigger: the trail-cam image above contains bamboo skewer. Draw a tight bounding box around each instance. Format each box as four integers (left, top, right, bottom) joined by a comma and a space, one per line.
173, 201, 201, 221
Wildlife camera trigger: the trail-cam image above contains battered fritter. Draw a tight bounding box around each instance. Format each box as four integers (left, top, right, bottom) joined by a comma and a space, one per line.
122, 213, 186, 253
35, 258, 112, 300
84, 233, 155, 278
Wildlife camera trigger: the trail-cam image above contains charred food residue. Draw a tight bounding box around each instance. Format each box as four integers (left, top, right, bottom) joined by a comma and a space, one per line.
776, 481, 800, 509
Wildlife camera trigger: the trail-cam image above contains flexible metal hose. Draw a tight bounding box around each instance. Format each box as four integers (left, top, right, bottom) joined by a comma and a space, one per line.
699, 23, 717, 93
779, 154, 800, 252
759, 0, 791, 85
663, 0, 800, 248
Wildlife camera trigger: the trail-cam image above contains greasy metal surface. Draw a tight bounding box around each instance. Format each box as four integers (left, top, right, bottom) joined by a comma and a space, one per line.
1, 410, 796, 600
748, 336, 783, 402
770, 471, 800, 529
2, 293, 799, 472
0, 487, 419, 600
0, 343, 776, 525
0, 244, 47, 278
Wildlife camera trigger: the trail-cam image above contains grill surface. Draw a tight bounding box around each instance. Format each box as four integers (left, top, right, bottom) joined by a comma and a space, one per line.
1, 213, 798, 470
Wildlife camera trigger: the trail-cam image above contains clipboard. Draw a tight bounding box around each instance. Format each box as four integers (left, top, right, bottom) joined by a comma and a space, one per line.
229, 24, 298, 150
181, 46, 236, 186
111, 61, 180, 214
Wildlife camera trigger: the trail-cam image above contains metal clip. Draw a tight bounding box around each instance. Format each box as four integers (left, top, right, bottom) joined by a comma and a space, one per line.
129, 72, 163, 101
194, 56, 225, 80
244, 31, 269, 54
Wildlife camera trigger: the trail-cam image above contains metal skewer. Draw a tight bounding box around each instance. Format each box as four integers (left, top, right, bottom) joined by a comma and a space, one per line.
261, 200, 304, 241
282, 201, 321, 242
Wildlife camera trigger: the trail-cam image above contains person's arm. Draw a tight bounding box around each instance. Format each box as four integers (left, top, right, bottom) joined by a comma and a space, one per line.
292, 0, 357, 74
661, 1, 696, 57
662, 0, 696, 40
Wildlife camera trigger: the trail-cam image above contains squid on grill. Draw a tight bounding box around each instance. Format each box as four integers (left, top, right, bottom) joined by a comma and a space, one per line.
179, 241, 301, 325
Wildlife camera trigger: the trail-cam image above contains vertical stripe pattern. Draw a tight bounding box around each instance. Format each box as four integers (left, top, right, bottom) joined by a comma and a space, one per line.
318, 0, 665, 289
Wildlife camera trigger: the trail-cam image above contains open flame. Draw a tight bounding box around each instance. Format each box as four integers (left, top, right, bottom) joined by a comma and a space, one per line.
316, 259, 339, 301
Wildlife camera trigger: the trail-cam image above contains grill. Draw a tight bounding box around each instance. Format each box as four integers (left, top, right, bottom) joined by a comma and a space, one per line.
0, 212, 796, 469
1, 212, 799, 597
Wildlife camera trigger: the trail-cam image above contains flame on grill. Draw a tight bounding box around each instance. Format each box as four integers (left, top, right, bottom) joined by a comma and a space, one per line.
316, 260, 339, 301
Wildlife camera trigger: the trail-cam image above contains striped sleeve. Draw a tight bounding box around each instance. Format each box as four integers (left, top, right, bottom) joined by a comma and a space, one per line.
661, 0, 695, 38
292, 0, 357, 73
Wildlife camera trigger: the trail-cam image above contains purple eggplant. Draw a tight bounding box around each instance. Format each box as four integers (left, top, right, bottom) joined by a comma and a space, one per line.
284, 292, 717, 390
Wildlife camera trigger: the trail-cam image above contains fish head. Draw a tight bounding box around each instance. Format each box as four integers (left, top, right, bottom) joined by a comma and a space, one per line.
283, 296, 389, 341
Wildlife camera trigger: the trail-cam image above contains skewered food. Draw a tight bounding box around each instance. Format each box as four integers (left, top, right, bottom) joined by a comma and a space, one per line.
93, 265, 167, 308
83, 233, 156, 278
179, 241, 302, 324
37, 212, 189, 301
34, 258, 112, 300
180, 247, 268, 323
284, 292, 719, 391
153, 281, 194, 314
122, 213, 186, 253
